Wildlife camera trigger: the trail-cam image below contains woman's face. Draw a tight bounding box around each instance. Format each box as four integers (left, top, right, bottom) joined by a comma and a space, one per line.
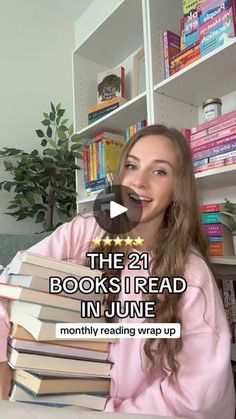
121, 134, 177, 225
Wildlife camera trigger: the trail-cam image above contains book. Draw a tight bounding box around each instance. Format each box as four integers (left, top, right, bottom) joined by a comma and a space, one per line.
9, 300, 101, 322
8, 251, 102, 278
10, 324, 110, 352
191, 134, 236, 153
12, 369, 110, 395
97, 66, 125, 104
7, 274, 104, 304
170, 42, 200, 75
183, 0, 203, 48
95, 131, 124, 142
10, 384, 107, 410
192, 139, 236, 161
190, 115, 236, 142
198, 0, 236, 26
0, 283, 88, 313
201, 211, 222, 224
163, 30, 180, 78
8, 347, 112, 377
88, 103, 120, 123
88, 97, 127, 114
200, 202, 228, 212
9, 311, 106, 341
191, 110, 236, 136
199, 6, 236, 57
9, 337, 109, 362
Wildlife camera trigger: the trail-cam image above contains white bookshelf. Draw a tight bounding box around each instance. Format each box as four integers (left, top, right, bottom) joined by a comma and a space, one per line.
73, 0, 236, 264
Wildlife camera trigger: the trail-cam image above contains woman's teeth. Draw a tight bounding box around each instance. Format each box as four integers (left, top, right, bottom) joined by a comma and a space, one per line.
129, 193, 152, 202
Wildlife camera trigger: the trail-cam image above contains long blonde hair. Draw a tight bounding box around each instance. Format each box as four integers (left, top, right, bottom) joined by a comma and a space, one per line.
86, 125, 211, 382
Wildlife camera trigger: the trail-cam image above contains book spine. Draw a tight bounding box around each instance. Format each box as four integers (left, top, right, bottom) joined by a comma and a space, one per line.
191, 110, 236, 135
101, 141, 105, 179
199, 7, 235, 57
200, 203, 224, 213
190, 116, 236, 142
193, 158, 209, 167
93, 142, 97, 181
88, 96, 123, 114
193, 125, 236, 146
208, 242, 224, 256
191, 134, 236, 153
96, 141, 100, 180
201, 212, 222, 223
203, 224, 223, 236
194, 160, 225, 172
88, 103, 119, 120
181, 128, 191, 143
209, 149, 236, 162
192, 139, 236, 161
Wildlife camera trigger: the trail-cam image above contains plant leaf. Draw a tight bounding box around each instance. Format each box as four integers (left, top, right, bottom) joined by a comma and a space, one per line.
50, 102, 56, 113
41, 119, 51, 126
36, 129, 45, 138
47, 126, 53, 138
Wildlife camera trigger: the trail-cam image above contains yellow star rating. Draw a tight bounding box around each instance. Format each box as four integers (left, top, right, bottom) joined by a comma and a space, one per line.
133, 236, 144, 246
124, 236, 133, 246
113, 236, 123, 246
103, 236, 113, 246
91, 236, 144, 247
91, 237, 101, 246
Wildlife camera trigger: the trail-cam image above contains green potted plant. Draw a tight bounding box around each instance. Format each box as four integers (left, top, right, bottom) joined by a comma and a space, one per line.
0, 102, 83, 233
219, 198, 236, 255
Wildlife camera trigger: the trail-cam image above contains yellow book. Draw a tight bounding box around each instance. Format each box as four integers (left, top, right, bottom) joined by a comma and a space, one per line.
92, 142, 97, 181
103, 139, 125, 174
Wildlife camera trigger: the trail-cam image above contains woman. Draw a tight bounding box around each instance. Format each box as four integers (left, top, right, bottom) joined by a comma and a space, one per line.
0, 125, 235, 418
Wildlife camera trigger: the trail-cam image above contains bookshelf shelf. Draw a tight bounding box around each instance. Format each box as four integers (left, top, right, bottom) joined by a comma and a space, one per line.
195, 165, 236, 190
153, 38, 236, 107
210, 256, 236, 266
76, 91, 147, 138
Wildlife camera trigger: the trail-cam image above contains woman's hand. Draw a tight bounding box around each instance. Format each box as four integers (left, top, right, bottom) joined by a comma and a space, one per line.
0, 361, 12, 399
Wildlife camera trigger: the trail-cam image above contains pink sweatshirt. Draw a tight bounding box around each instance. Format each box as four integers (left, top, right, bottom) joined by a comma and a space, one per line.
0, 214, 235, 418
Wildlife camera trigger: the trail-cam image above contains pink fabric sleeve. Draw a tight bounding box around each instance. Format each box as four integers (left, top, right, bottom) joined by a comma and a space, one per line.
105, 265, 235, 418
0, 215, 99, 362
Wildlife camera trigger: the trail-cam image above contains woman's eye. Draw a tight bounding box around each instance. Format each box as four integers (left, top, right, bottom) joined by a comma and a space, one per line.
125, 163, 137, 170
153, 169, 166, 176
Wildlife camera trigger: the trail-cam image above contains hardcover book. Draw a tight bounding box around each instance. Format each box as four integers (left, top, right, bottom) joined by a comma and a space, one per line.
97, 66, 125, 104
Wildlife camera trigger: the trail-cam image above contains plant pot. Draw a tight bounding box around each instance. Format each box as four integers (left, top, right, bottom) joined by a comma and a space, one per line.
233, 234, 236, 256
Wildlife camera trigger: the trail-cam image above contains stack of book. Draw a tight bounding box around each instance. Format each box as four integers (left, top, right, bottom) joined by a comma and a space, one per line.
190, 109, 236, 173
163, 0, 236, 77
88, 96, 127, 125
124, 120, 147, 142
0, 252, 113, 410
87, 65, 126, 124
83, 131, 125, 196
200, 202, 235, 256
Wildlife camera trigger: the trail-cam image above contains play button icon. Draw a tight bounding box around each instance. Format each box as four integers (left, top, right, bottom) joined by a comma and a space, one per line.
110, 201, 127, 218
93, 184, 143, 235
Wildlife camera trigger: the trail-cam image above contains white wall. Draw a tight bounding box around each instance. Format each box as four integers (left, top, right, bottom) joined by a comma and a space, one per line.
74, 0, 123, 47
0, 1, 77, 234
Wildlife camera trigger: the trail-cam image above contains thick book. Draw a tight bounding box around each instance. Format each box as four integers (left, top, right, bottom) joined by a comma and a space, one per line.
7, 251, 102, 278
7, 274, 104, 303
95, 131, 124, 142
0, 283, 97, 313
9, 337, 109, 362
9, 311, 108, 342
10, 301, 104, 323
8, 347, 112, 377
88, 97, 126, 114
192, 139, 236, 161
10, 324, 110, 352
200, 203, 228, 213
13, 369, 110, 395
191, 110, 236, 136
10, 384, 107, 410
163, 30, 180, 78
97, 65, 125, 104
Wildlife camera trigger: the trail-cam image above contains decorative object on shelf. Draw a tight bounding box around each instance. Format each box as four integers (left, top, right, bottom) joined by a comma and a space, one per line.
202, 97, 222, 121
131, 47, 145, 97
0, 103, 83, 232
219, 198, 236, 255
97, 65, 125, 103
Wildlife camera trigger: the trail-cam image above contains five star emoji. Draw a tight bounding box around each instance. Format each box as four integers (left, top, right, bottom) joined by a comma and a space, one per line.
91, 237, 101, 246
113, 236, 123, 246
124, 236, 133, 246
103, 236, 112, 246
133, 236, 144, 246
